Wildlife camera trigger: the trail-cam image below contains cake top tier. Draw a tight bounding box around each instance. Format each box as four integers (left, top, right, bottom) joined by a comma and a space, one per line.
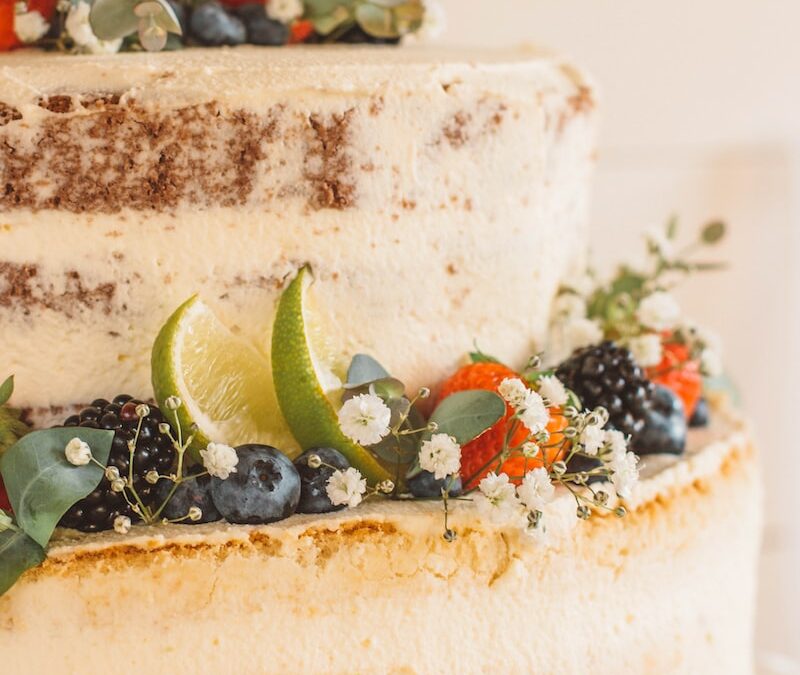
0, 45, 583, 105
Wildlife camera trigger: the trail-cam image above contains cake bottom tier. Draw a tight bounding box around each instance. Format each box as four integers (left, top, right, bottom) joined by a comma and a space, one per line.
0, 431, 759, 674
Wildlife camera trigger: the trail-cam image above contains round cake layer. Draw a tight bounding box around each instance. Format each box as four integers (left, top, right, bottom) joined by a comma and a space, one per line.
0, 420, 761, 674
0, 47, 595, 434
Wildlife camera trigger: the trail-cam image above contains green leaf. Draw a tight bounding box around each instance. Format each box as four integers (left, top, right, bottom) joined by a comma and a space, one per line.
90, 0, 140, 40
0, 376, 13, 407
426, 390, 505, 446
355, 4, 398, 38
367, 398, 421, 465
469, 350, 501, 364
0, 428, 114, 548
305, 0, 353, 15
345, 354, 391, 388
701, 221, 726, 245
370, 0, 407, 7
0, 528, 45, 597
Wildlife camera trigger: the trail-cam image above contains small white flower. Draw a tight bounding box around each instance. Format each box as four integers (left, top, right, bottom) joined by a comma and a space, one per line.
701, 348, 722, 377
326, 467, 367, 509
0, 510, 13, 532
610, 452, 639, 499
65, 437, 92, 466
14, 6, 49, 44
521, 441, 540, 458
337, 394, 391, 446
418, 433, 461, 480
187, 506, 202, 522
538, 375, 568, 407
627, 333, 663, 368
604, 429, 628, 460
498, 377, 528, 409
200, 443, 239, 480
113, 515, 131, 535
517, 468, 555, 511
519, 390, 550, 434
65, 1, 122, 54
475, 472, 525, 525
266, 0, 303, 24
580, 424, 605, 456
547, 317, 604, 365
638, 292, 681, 332
552, 293, 586, 321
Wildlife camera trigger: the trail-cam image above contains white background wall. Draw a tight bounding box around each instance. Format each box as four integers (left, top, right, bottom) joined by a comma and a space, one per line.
440, 0, 800, 668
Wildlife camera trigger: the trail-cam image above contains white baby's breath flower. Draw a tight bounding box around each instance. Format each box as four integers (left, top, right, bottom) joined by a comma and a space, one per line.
521, 441, 540, 458
498, 377, 528, 409
610, 451, 639, 499
200, 443, 239, 480
627, 333, 663, 368
538, 375, 568, 407
580, 424, 605, 456
517, 468, 555, 511
552, 293, 586, 321
338, 393, 392, 446
547, 317, 604, 365
326, 467, 367, 509
418, 433, 461, 480
113, 515, 131, 535
701, 347, 722, 377
475, 472, 525, 525
65, 1, 122, 54
638, 292, 681, 332
266, 0, 303, 24
519, 390, 550, 434
14, 5, 49, 44
604, 429, 628, 460
402, 0, 446, 43
65, 437, 92, 466
187, 506, 202, 522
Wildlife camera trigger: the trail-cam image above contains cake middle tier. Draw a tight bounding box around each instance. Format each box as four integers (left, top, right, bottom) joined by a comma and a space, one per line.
0, 47, 595, 426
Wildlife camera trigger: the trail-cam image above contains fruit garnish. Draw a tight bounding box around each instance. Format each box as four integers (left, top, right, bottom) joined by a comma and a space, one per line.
556, 341, 654, 440
294, 447, 350, 514
436, 362, 566, 489
210, 444, 300, 524
152, 295, 294, 457
271, 267, 392, 485
632, 384, 687, 456
646, 341, 702, 419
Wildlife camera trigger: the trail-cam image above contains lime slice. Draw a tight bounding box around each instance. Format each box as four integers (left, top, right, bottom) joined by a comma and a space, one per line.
152, 296, 295, 458
272, 267, 391, 485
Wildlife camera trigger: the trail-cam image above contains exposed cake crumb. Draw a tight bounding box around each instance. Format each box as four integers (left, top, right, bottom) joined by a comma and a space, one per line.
38, 95, 74, 114
304, 110, 356, 210
0, 102, 22, 127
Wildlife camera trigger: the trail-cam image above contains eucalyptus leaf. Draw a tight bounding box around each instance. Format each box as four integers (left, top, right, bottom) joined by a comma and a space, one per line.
370, 0, 408, 7
355, 4, 398, 38
89, 0, 140, 40
701, 221, 726, 245
0, 376, 13, 407
311, 11, 352, 35
304, 0, 354, 15
426, 390, 505, 446
0, 428, 114, 548
345, 354, 391, 388
366, 398, 421, 465
0, 528, 45, 597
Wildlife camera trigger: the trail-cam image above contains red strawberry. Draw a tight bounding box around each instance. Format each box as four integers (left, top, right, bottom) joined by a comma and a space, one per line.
647, 342, 702, 419
437, 362, 566, 490
289, 19, 313, 43
0, 474, 11, 512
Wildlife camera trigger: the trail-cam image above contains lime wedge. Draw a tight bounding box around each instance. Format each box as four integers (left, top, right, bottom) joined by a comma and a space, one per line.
152, 296, 295, 458
271, 267, 391, 485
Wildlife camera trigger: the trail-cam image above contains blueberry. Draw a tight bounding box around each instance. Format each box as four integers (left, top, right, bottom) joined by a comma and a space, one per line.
689, 397, 710, 428
633, 385, 687, 455
210, 444, 300, 524
234, 3, 289, 46
189, 2, 246, 46
154, 474, 221, 524
564, 454, 606, 484
406, 470, 462, 498
337, 25, 400, 45
294, 447, 349, 514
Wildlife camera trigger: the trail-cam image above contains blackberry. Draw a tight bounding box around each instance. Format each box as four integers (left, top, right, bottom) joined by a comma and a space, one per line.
556, 341, 654, 440
59, 396, 175, 532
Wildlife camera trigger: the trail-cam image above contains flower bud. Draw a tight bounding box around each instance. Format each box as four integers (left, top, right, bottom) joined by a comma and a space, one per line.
145, 470, 159, 485
111, 478, 126, 493
165, 396, 182, 410
188, 506, 202, 522
614, 506, 627, 518
307, 454, 322, 469
105, 466, 120, 482
443, 528, 457, 542
158, 423, 171, 435
418, 387, 431, 399
427, 421, 439, 432
377, 479, 395, 494
135, 403, 150, 419
552, 461, 567, 475
577, 505, 591, 520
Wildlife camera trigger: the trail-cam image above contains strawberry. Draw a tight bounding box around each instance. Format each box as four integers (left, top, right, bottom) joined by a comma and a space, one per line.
647, 341, 702, 419
0, 474, 11, 513
437, 362, 566, 489
289, 19, 314, 43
